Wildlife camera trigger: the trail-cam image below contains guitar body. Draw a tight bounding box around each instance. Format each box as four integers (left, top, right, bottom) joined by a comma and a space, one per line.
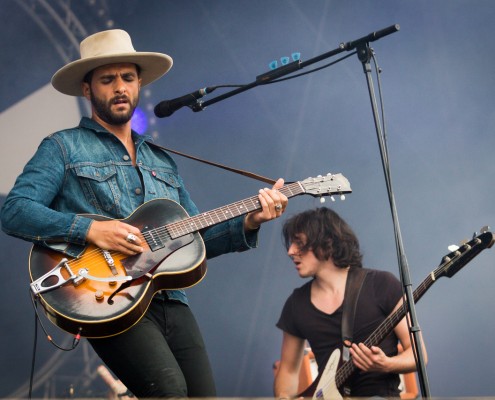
312, 349, 343, 400
29, 199, 206, 338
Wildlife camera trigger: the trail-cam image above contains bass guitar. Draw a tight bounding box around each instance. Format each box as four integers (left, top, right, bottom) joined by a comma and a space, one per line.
29, 173, 351, 338
299, 228, 494, 400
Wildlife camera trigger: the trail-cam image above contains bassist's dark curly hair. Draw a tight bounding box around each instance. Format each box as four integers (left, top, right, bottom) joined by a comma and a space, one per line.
282, 207, 363, 269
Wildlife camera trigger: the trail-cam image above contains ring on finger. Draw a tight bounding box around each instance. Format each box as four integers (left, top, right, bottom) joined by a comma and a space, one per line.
275, 204, 283, 211
126, 233, 138, 244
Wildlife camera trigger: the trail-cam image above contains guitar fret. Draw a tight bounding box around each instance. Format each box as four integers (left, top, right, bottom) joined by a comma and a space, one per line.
206, 212, 216, 226
198, 212, 211, 224
234, 202, 247, 215
283, 182, 303, 197
222, 208, 235, 217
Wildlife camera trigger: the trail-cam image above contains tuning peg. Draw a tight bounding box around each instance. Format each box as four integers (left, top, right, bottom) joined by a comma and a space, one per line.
479, 225, 490, 234
447, 245, 460, 252
330, 196, 335, 202
340, 194, 346, 201
320, 197, 326, 204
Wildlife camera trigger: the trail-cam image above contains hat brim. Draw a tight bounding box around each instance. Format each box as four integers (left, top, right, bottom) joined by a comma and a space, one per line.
51, 52, 173, 96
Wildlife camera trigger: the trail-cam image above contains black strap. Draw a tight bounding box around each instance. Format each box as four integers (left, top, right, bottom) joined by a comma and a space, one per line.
341, 267, 369, 350
146, 141, 278, 185
341, 267, 369, 397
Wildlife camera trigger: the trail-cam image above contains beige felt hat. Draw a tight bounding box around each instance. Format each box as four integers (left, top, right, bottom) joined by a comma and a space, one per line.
51, 29, 173, 96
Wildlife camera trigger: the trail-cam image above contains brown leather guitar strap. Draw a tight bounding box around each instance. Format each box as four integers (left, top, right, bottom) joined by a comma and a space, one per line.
146, 141, 278, 185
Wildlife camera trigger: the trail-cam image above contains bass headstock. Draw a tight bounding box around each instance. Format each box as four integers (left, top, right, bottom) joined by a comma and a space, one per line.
437, 227, 494, 279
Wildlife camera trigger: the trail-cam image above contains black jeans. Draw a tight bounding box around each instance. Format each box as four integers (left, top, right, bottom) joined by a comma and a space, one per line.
89, 297, 216, 398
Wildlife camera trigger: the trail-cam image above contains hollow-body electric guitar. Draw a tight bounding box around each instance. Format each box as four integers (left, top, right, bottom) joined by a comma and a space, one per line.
298, 228, 494, 400
29, 173, 351, 338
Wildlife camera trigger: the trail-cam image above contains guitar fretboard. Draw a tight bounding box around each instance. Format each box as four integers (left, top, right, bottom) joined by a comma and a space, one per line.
166, 181, 304, 239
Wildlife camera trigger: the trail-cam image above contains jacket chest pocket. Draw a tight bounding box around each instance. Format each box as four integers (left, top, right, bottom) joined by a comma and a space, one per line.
75, 164, 121, 214
149, 170, 181, 203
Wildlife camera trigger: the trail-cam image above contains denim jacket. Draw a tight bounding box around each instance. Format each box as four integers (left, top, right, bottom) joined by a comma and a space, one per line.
1, 117, 258, 303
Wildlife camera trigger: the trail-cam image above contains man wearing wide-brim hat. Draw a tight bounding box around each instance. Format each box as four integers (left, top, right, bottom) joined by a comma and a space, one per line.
0, 29, 288, 397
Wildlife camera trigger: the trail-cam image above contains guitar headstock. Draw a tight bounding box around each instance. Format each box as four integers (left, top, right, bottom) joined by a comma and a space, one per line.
300, 173, 352, 200
437, 227, 494, 279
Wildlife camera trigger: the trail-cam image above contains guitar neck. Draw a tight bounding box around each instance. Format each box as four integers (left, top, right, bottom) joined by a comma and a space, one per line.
166, 182, 304, 238
335, 231, 493, 389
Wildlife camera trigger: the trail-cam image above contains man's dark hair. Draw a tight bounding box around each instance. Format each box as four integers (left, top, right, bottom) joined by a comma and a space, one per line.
282, 207, 363, 268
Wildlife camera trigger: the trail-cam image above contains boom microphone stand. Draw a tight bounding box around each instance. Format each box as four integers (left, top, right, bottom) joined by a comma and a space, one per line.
162, 24, 431, 397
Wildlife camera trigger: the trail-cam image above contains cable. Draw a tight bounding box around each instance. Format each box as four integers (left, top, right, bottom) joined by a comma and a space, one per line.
29, 290, 82, 351
268, 52, 357, 84
28, 310, 37, 399
27, 291, 84, 399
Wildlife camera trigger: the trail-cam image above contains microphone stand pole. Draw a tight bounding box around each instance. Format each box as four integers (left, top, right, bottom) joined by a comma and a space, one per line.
350, 40, 431, 399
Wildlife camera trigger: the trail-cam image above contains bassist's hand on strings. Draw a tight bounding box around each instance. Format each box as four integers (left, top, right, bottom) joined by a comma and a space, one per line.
244, 178, 288, 231
86, 220, 144, 255
349, 343, 390, 373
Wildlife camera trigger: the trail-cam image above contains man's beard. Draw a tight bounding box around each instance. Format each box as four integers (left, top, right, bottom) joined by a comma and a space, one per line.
90, 91, 139, 126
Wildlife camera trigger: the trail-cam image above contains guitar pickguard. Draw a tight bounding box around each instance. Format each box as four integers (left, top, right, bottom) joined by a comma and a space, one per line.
313, 349, 343, 400
121, 234, 195, 279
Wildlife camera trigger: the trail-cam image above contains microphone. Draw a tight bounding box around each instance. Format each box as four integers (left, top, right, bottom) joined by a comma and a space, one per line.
154, 87, 215, 118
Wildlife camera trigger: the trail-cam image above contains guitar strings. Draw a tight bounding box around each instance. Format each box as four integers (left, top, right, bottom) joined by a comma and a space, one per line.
72, 194, 262, 274
161, 182, 302, 239
61, 182, 305, 279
